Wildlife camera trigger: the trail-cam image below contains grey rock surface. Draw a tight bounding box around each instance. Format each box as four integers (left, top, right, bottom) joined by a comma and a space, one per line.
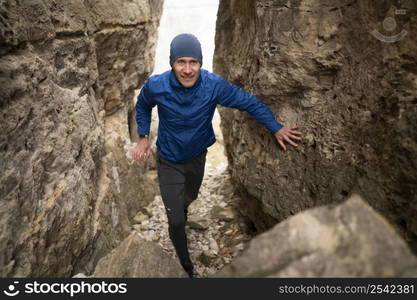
0, 0, 163, 277
215, 194, 417, 277
187, 215, 210, 230
210, 205, 238, 222
214, 0, 417, 251
92, 233, 187, 278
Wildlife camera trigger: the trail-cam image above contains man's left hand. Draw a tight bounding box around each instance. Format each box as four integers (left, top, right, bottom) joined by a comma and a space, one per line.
274, 126, 302, 151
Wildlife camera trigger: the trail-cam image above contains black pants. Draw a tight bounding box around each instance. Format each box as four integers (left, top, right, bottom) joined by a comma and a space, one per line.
157, 150, 207, 273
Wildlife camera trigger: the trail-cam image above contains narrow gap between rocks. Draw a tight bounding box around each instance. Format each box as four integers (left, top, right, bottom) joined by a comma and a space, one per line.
132, 0, 256, 277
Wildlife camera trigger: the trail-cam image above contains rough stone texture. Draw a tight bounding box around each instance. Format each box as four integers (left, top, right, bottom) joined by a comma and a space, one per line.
0, 0, 163, 277
215, 194, 417, 277
214, 0, 417, 251
92, 232, 187, 278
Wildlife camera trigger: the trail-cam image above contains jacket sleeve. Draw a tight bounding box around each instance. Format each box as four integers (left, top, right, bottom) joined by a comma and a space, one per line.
135, 80, 156, 136
215, 77, 283, 134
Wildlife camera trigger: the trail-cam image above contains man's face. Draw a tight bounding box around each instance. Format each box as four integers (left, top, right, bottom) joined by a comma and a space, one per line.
172, 57, 201, 88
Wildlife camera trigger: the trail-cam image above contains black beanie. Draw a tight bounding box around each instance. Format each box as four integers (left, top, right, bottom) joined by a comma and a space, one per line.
169, 33, 203, 66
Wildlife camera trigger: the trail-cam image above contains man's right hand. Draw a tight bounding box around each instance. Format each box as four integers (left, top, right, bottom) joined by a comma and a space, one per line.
133, 137, 151, 162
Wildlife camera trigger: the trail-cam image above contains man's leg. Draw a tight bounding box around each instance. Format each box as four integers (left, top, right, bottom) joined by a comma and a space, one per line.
184, 150, 207, 220
157, 155, 193, 276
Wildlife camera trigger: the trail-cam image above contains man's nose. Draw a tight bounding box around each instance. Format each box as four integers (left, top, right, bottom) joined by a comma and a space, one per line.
184, 63, 191, 74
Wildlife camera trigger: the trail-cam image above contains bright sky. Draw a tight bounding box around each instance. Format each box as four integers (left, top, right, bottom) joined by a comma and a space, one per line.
153, 0, 219, 74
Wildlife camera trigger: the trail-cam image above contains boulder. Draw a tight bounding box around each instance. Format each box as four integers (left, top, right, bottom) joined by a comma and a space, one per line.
92, 233, 187, 278
215, 195, 417, 277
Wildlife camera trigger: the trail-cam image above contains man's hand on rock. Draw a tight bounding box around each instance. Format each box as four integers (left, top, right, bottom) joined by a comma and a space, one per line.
133, 137, 151, 162
274, 126, 302, 151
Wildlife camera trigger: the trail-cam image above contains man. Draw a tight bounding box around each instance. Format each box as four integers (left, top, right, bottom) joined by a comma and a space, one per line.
133, 33, 301, 277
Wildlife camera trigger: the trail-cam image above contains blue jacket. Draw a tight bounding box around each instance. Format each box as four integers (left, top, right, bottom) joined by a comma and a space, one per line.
136, 69, 283, 163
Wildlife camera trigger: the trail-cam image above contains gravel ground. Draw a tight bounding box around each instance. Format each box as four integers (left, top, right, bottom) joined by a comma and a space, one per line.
133, 151, 254, 277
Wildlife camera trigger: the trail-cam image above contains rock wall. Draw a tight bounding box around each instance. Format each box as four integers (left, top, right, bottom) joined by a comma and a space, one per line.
216, 194, 417, 277
214, 0, 417, 251
0, 0, 163, 277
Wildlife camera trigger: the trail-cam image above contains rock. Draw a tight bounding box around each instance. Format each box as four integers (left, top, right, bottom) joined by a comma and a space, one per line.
222, 257, 232, 264
141, 206, 154, 218
198, 250, 217, 267
233, 243, 245, 252
92, 233, 187, 278
188, 199, 202, 212
72, 273, 88, 278
223, 233, 247, 248
218, 222, 234, 232
133, 212, 150, 224
0, 0, 163, 277
215, 195, 417, 277
139, 223, 150, 231
211, 205, 238, 222
209, 237, 219, 253
132, 224, 142, 231
187, 215, 209, 230
214, 0, 417, 252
